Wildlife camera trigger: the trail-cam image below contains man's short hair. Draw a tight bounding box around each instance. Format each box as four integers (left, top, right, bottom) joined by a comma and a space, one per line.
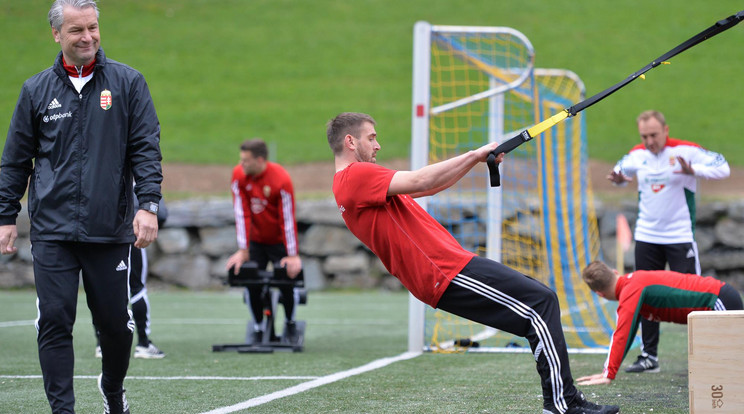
326, 112, 376, 155
636, 110, 666, 127
49, 0, 99, 31
581, 260, 615, 292
240, 138, 268, 159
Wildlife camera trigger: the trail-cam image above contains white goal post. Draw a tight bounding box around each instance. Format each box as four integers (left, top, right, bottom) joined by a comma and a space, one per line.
408, 21, 613, 354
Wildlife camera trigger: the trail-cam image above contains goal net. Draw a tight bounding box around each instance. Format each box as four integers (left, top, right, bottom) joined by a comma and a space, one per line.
409, 22, 615, 353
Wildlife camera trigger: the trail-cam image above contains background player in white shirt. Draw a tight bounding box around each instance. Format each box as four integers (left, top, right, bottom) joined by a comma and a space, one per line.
607, 109, 730, 373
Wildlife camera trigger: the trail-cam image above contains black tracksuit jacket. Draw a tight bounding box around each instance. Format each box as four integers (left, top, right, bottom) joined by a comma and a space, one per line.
0, 48, 162, 243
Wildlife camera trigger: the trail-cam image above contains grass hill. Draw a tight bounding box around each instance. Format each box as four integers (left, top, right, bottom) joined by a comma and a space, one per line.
2, 0, 742, 166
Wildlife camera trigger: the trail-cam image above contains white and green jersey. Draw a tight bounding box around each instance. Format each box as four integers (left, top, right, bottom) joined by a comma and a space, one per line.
613, 138, 729, 244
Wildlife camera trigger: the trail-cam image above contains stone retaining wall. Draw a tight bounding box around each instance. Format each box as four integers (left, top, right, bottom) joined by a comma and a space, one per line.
2, 197, 744, 292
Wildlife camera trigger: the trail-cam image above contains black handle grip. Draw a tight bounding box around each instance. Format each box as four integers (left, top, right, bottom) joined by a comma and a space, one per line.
486, 153, 501, 187
485, 131, 531, 187
493, 132, 529, 155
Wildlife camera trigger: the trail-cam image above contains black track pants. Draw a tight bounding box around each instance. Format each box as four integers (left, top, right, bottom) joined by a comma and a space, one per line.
717, 283, 744, 310
245, 242, 297, 325
33, 241, 133, 414
94, 244, 152, 347
436, 256, 578, 412
635, 240, 698, 358
129, 246, 151, 346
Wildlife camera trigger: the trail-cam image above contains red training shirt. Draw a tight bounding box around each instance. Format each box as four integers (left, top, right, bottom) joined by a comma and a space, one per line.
602, 270, 724, 379
231, 162, 298, 256
332, 162, 476, 307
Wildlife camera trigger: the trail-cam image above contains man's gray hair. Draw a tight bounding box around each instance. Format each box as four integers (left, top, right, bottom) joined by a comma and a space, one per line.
636, 110, 666, 128
48, 0, 99, 31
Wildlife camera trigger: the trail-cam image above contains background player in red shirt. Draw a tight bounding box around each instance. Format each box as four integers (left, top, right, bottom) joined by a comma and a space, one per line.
327, 112, 619, 414
225, 138, 302, 343
577, 260, 742, 385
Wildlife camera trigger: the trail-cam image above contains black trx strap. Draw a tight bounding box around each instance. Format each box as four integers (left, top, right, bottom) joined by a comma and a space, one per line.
486, 9, 744, 187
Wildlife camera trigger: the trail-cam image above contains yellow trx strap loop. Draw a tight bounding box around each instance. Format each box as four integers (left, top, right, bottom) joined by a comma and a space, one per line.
526, 110, 570, 138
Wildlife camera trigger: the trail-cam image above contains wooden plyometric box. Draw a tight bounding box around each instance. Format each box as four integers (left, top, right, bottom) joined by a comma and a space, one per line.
688, 310, 744, 413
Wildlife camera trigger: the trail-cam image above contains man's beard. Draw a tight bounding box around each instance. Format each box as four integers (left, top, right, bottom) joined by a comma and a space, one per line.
355, 149, 375, 163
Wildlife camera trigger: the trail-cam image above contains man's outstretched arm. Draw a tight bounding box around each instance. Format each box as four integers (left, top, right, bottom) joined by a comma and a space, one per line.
389, 142, 504, 198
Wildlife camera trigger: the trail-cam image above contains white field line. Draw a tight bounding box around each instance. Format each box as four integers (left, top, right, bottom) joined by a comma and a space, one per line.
0, 318, 400, 327
0, 320, 35, 327
0, 375, 319, 381
200, 351, 421, 414
153, 319, 401, 326
1, 352, 422, 412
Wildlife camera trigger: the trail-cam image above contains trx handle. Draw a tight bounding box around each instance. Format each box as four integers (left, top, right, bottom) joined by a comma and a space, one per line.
486, 131, 532, 187
486, 111, 569, 187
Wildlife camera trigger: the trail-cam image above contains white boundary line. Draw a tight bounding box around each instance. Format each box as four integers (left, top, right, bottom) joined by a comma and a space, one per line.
0, 318, 399, 327
0, 375, 319, 381
0, 352, 422, 412
200, 352, 421, 414
0, 320, 35, 327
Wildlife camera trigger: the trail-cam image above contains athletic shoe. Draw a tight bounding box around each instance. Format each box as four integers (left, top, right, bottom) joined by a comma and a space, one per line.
134, 342, 166, 359
95, 346, 102, 359
625, 354, 660, 373
284, 321, 298, 343
98, 374, 130, 414
543, 391, 620, 414
251, 329, 264, 345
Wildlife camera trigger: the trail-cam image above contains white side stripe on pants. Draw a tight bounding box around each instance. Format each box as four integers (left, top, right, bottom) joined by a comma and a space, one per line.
452, 274, 568, 413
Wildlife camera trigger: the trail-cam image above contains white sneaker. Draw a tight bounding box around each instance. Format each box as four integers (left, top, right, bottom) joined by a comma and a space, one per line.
134, 342, 166, 359
95, 346, 102, 359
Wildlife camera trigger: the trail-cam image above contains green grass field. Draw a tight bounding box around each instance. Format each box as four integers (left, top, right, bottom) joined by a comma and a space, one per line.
1, 0, 743, 166
1, 289, 692, 413
0, 2, 734, 412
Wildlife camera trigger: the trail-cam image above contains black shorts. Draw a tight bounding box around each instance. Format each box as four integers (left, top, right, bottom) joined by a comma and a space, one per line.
249, 241, 287, 269
635, 240, 699, 274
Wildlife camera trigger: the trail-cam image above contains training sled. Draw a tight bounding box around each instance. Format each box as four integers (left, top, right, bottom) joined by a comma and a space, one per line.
212, 262, 307, 353
688, 310, 744, 413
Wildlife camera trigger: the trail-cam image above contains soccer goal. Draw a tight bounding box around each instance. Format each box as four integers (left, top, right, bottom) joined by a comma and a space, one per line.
409, 21, 615, 354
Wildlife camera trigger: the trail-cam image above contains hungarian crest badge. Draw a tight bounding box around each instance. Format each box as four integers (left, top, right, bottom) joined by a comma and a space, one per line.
100, 89, 112, 111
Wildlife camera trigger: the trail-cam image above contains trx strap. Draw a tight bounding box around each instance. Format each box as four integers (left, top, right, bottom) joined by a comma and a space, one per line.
486, 9, 744, 187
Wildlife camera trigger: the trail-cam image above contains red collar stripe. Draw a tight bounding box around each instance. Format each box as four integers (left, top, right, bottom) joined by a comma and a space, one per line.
62, 57, 96, 77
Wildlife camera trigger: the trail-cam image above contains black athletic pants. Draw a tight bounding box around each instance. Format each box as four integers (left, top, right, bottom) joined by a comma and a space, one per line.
436, 256, 578, 412
635, 240, 698, 359
94, 245, 153, 347
32, 241, 133, 414
245, 242, 297, 326
129, 246, 152, 346
716, 283, 744, 310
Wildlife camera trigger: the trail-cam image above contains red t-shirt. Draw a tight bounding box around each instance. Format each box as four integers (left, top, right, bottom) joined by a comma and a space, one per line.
231, 162, 298, 255
332, 162, 476, 307
602, 270, 724, 379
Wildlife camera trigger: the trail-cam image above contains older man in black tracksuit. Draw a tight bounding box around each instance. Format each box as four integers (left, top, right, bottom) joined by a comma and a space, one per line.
0, 1, 162, 413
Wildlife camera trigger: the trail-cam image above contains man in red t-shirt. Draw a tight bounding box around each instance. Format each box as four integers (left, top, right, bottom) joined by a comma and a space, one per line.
225, 138, 302, 343
577, 260, 742, 385
327, 112, 619, 414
